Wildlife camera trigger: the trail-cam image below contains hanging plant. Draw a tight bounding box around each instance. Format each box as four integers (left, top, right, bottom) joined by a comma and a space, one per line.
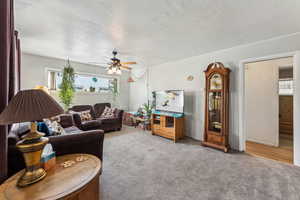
109, 78, 119, 107
92, 77, 98, 83
59, 59, 75, 110
111, 78, 118, 100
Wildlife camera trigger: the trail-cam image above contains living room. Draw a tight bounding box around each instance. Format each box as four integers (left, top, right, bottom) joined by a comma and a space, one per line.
1, 1, 300, 200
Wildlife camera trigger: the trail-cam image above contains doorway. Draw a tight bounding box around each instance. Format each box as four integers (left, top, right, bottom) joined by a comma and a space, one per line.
244, 57, 294, 164
278, 67, 293, 154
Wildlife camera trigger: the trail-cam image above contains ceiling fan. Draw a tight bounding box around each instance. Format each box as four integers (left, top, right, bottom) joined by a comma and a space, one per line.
89, 50, 137, 75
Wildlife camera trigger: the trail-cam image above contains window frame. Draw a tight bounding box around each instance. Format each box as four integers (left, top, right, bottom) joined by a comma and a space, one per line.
45, 68, 120, 94
278, 78, 293, 96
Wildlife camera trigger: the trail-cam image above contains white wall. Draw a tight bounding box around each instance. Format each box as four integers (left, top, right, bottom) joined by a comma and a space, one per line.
244, 58, 292, 146
130, 33, 300, 150
129, 74, 148, 111
21, 53, 130, 110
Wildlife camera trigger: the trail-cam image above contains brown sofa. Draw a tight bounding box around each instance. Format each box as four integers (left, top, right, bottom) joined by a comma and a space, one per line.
69, 103, 124, 132
7, 114, 104, 177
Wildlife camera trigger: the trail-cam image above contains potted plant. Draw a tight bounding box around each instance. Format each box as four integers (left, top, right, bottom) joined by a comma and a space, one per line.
89, 86, 95, 92
59, 59, 75, 110
110, 78, 119, 106
91, 77, 97, 92
142, 100, 154, 119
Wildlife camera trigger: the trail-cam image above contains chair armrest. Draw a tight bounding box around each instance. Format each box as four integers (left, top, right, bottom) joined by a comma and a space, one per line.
115, 109, 124, 122
48, 130, 104, 161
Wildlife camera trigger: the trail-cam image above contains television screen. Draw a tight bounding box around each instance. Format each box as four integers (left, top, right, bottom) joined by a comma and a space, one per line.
154, 90, 184, 113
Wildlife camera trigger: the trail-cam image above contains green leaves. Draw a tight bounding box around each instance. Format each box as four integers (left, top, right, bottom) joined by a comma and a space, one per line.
59, 59, 75, 110
143, 100, 154, 117
110, 78, 119, 100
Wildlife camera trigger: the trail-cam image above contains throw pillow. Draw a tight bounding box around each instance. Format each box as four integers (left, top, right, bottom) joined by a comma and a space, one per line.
44, 119, 60, 136
37, 122, 50, 136
10, 122, 31, 138
49, 115, 61, 123
101, 106, 116, 119
69, 110, 92, 122
44, 115, 62, 136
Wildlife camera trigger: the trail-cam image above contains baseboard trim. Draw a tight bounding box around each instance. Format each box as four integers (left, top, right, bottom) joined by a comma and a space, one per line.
246, 138, 278, 147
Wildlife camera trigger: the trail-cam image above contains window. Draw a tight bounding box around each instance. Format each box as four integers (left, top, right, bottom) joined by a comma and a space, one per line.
47, 70, 118, 93
279, 79, 293, 95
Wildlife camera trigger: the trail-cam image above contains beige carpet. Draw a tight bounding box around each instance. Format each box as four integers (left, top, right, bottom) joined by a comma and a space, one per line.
101, 126, 300, 200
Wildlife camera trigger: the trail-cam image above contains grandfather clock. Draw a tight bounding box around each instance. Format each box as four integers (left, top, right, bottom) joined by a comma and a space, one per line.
202, 62, 230, 152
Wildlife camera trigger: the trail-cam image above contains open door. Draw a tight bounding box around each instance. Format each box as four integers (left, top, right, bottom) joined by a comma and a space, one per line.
240, 52, 300, 165
245, 60, 279, 146
294, 52, 300, 165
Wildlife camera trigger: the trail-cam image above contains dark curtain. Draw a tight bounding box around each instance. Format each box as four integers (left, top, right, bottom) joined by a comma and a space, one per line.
0, 0, 20, 183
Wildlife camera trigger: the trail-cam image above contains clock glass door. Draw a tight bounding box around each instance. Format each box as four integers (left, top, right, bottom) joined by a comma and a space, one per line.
208, 91, 222, 133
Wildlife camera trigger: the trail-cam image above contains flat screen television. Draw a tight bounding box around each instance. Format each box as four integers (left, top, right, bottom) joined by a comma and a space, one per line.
153, 90, 184, 113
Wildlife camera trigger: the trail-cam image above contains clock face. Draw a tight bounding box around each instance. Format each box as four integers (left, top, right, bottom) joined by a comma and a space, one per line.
210, 73, 222, 90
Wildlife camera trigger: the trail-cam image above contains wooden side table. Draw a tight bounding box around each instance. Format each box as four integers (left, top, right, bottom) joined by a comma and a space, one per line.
0, 154, 101, 200
131, 116, 151, 131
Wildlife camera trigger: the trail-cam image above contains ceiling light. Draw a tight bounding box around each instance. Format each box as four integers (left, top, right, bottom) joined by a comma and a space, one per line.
116, 69, 122, 75
107, 69, 113, 74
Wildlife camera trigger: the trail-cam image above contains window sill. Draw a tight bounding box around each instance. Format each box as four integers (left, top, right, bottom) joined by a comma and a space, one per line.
50, 90, 115, 96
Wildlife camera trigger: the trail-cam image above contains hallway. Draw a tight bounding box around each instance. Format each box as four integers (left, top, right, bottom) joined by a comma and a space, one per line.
246, 134, 293, 164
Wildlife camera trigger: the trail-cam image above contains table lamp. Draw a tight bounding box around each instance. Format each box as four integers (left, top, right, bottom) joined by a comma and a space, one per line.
0, 89, 64, 187
34, 85, 50, 94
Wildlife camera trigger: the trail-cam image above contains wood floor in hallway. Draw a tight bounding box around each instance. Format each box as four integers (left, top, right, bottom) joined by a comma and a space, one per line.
246, 134, 293, 164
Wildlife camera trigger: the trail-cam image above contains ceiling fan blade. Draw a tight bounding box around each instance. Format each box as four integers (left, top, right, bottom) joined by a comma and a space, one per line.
120, 65, 132, 70
121, 62, 137, 65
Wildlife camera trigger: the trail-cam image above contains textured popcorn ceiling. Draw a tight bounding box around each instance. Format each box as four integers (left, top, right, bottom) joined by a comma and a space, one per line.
15, 0, 300, 67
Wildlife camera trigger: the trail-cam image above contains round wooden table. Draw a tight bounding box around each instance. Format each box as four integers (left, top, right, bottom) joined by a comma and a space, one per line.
0, 154, 101, 200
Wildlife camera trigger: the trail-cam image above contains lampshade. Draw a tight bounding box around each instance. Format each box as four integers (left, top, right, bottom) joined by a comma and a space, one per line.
0, 89, 64, 125
34, 85, 50, 94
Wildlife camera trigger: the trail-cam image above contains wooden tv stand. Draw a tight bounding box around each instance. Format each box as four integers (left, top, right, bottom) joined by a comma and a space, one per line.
151, 113, 184, 142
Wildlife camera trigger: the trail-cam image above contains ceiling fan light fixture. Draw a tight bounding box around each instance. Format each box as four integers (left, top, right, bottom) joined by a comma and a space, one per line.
103, 49, 136, 75
107, 68, 113, 74
112, 67, 117, 73
116, 69, 122, 75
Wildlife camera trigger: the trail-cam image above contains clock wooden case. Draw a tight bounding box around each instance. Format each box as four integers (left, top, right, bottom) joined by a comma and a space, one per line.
202, 62, 230, 152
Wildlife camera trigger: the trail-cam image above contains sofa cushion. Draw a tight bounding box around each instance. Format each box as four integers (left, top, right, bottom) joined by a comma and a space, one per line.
114, 109, 123, 118
50, 115, 61, 123
99, 117, 119, 125
69, 110, 92, 122
81, 120, 102, 130
64, 126, 82, 134
69, 105, 96, 119
58, 114, 75, 128
94, 103, 111, 118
